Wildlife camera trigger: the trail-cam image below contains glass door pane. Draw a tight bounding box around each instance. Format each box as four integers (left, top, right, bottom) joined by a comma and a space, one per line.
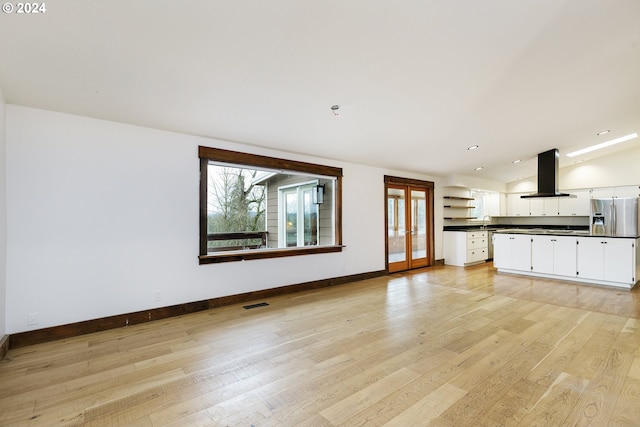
410, 188, 428, 267
387, 187, 408, 270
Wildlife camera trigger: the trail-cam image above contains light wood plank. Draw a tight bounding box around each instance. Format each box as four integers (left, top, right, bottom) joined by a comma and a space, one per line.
2, 263, 640, 426
382, 383, 467, 426
319, 367, 420, 425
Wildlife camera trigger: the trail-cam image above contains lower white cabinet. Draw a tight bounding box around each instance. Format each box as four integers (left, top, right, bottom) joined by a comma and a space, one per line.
494, 233, 638, 288
444, 231, 488, 267
531, 235, 577, 277
576, 237, 636, 285
493, 234, 531, 271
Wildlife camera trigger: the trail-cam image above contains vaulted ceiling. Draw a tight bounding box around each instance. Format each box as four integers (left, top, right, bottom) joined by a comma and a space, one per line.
1, 0, 639, 183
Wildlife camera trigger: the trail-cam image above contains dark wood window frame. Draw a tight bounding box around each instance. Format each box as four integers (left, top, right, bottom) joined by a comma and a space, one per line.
199, 146, 343, 264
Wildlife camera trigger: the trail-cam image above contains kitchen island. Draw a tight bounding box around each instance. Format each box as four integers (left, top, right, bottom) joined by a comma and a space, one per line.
493, 229, 640, 289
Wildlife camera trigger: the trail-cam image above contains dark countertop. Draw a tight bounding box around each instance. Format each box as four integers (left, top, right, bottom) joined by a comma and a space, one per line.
492, 229, 640, 238
443, 225, 639, 238
443, 225, 588, 232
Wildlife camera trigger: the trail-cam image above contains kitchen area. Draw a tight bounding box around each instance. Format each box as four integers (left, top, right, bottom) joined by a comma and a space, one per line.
443, 150, 640, 289
444, 194, 640, 289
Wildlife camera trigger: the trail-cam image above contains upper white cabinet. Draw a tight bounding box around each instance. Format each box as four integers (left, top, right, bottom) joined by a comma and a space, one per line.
502, 186, 639, 217
484, 192, 501, 217
558, 189, 591, 216
590, 186, 639, 199
590, 187, 615, 199
506, 193, 530, 216
612, 185, 640, 198
529, 198, 559, 216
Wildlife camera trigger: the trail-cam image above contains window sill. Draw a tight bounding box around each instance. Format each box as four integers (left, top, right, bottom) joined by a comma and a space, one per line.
199, 245, 344, 264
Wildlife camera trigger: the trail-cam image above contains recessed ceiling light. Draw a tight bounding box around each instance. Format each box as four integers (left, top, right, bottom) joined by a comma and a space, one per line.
467, 145, 479, 150
574, 160, 585, 164
474, 167, 483, 171
566, 132, 638, 157
512, 159, 521, 164
597, 130, 610, 136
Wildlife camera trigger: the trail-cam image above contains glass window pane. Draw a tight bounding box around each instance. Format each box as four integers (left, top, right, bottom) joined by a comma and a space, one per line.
207, 165, 267, 250
286, 191, 297, 247
302, 188, 317, 246
199, 146, 342, 263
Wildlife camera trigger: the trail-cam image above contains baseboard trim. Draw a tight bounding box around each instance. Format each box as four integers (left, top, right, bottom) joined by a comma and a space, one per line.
8, 269, 387, 349
0, 335, 9, 362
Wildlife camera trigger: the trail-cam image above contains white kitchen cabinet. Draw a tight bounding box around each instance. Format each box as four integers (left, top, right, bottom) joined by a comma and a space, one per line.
530, 198, 559, 216
493, 234, 531, 271
591, 187, 615, 199
495, 232, 638, 288
558, 189, 591, 216
591, 186, 640, 199
613, 185, 640, 198
576, 237, 636, 285
499, 193, 508, 216
492, 234, 511, 270
484, 192, 501, 217
507, 194, 530, 216
444, 231, 488, 267
531, 235, 577, 277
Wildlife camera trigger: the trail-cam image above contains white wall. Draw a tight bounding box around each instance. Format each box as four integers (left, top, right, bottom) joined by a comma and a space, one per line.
5, 105, 442, 333
0, 90, 6, 336
441, 174, 506, 193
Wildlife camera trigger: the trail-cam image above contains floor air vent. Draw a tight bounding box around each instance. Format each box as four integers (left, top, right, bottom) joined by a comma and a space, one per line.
243, 302, 269, 310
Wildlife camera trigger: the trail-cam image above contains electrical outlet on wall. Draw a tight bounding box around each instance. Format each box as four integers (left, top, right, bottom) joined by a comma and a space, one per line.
28, 312, 38, 326
154, 290, 162, 302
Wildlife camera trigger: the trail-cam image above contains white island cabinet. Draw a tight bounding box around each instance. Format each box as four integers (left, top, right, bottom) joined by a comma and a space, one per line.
494, 232, 639, 289
493, 234, 531, 271
576, 237, 637, 286
531, 235, 577, 277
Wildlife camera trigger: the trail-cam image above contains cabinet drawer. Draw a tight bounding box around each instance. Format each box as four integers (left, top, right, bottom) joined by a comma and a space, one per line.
467, 248, 487, 262
467, 231, 487, 239
468, 238, 487, 250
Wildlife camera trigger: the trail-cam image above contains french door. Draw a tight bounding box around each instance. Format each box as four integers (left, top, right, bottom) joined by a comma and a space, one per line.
385, 176, 434, 273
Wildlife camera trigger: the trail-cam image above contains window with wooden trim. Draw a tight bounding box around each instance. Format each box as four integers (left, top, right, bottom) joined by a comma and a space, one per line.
199, 146, 343, 264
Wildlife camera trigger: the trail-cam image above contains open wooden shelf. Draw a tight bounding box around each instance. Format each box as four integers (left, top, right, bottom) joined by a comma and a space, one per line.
443, 196, 474, 201
443, 193, 476, 221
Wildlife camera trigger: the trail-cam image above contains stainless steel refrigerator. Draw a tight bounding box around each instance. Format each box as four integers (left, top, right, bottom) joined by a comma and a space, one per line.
590, 197, 640, 237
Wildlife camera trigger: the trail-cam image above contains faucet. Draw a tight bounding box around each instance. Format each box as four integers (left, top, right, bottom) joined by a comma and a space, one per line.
481, 215, 491, 229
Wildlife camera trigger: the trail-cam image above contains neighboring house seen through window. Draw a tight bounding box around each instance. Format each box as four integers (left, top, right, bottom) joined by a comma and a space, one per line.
199, 146, 343, 264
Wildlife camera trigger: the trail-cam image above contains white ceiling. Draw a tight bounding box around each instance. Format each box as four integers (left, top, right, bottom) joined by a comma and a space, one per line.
1, 0, 639, 183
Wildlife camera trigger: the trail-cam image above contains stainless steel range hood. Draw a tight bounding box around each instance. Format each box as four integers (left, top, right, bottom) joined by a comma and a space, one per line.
521, 148, 573, 198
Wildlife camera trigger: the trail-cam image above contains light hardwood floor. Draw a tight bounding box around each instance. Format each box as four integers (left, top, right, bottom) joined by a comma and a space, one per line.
2, 263, 640, 426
